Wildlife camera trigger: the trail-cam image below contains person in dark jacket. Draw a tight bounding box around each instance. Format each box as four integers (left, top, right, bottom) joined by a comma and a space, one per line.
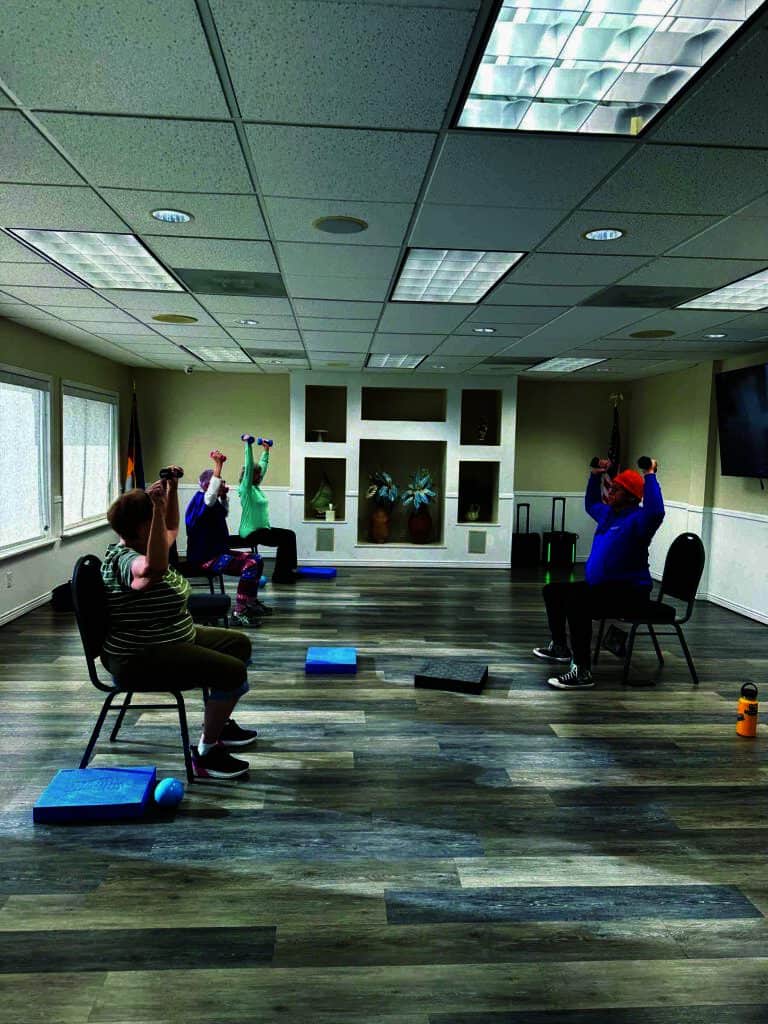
533, 456, 665, 690
185, 449, 270, 627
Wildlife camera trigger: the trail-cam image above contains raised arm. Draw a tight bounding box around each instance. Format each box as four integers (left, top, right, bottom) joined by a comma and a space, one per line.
258, 442, 270, 483
585, 460, 610, 524
130, 482, 171, 591
163, 466, 181, 539
205, 450, 227, 507
637, 459, 665, 535
239, 436, 255, 499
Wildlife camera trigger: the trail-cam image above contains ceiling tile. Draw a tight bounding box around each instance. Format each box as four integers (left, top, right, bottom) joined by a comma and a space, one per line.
213, 314, 297, 330
1, 285, 110, 307
309, 352, 366, 369
0, 185, 127, 232
426, 134, 632, 208
378, 304, 474, 333
285, 275, 390, 301
616, 257, 767, 290
105, 191, 268, 240
147, 237, 278, 274
93, 326, 164, 337
227, 328, 302, 343
467, 305, 567, 324
241, 340, 305, 353
302, 333, 372, 353
210, 363, 264, 374
431, 336, 511, 356
99, 340, 179, 352
39, 115, 252, 193
298, 317, 379, 333
0, 301, 53, 319
0, 0, 227, 117
246, 125, 435, 202
213, 0, 475, 129
40, 306, 138, 324
278, 242, 399, 279
417, 357, 479, 372
523, 307, 659, 347
669, 216, 768, 261
716, 312, 768, 334
0, 263, 79, 288
410, 204, 568, 250
292, 300, 382, 319
153, 325, 232, 341
264, 197, 413, 247
451, 322, 531, 339
509, 253, 648, 287
604, 309, 739, 339
498, 338, 584, 358
195, 295, 293, 315
585, 145, 768, 216
102, 291, 206, 313
0, 233, 48, 263
370, 334, 442, 354
0, 111, 81, 185
485, 283, 601, 306
539, 212, 722, 257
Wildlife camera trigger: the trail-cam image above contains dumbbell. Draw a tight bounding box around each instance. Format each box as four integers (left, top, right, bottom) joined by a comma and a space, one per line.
241, 434, 255, 444
159, 466, 184, 480
637, 456, 653, 471
209, 450, 227, 463
258, 437, 273, 447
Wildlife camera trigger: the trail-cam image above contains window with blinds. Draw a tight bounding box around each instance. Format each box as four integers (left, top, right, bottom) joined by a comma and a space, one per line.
62, 385, 118, 529
0, 369, 51, 552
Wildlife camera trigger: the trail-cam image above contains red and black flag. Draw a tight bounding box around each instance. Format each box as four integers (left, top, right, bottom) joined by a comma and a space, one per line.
124, 387, 145, 492
601, 394, 622, 501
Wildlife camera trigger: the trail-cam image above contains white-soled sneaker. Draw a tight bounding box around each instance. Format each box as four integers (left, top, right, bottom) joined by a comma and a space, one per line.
547, 664, 594, 690
533, 641, 572, 663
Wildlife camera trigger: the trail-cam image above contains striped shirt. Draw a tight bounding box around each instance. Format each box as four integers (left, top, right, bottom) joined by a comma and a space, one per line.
101, 543, 195, 655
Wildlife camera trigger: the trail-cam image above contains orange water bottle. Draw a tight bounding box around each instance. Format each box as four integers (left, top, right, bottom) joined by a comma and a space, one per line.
736, 684, 759, 738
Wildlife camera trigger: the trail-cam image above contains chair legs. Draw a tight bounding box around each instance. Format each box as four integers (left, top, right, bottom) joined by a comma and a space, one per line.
647, 624, 665, 668
675, 624, 699, 686
174, 692, 195, 784
109, 691, 133, 742
80, 691, 119, 768
593, 619, 606, 665
621, 624, 639, 684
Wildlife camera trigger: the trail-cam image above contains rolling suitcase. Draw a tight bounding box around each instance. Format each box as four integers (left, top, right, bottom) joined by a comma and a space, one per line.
511, 502, 540, 568
542, 496, 578, 569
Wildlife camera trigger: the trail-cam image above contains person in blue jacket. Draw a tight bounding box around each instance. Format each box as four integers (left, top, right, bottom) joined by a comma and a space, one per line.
533, 456, 664, 690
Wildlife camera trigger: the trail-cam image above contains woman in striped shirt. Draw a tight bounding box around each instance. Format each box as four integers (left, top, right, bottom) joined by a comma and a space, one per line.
101, 472, 255, 780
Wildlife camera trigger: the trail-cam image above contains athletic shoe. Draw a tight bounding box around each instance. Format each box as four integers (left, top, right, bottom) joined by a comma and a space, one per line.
231, 610, 262, 628
191, 744, 250, 779
218, 718, 258, 748
250, 600, 273, 617
533, 641, 572, 663
547, 664, 594, 690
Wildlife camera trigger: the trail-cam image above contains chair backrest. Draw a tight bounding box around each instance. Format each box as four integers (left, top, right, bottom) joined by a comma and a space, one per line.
71, 554, 111, 690
659, 533, 706, 605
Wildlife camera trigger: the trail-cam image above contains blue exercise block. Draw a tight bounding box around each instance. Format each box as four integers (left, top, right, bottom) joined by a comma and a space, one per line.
33, 766, 157, 824
297, 566, 337, 579
306, 646, 357, 675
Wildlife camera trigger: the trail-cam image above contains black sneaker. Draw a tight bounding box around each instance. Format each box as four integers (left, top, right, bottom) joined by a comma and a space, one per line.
231, 610, 262, 629
547, 664, 594, 690
191, 744, 250, 780
249, 600, 273, 617
533, 641, 572, 663
218, 718, 258, 748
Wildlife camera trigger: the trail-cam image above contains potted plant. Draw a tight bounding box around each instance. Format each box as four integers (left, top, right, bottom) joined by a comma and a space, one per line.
366, 470, 399, 542
402, 468, 437, 543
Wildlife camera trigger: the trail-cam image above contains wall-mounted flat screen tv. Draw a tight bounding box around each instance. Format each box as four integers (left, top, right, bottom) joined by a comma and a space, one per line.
715, 362, 768, 478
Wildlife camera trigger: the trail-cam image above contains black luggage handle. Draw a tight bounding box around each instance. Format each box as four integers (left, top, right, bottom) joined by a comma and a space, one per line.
550, 496, 566, 533
515, 502, 531, 535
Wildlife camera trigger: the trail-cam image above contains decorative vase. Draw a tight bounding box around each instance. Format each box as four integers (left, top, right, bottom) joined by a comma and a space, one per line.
370, 507, 391, 543
408, 508, 432, 544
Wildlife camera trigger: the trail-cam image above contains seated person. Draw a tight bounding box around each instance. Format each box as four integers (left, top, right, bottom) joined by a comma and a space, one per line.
101, 470, 257, 780
238, 435, 298, 584
185, 449, 271, 627
534, 456, 665, 690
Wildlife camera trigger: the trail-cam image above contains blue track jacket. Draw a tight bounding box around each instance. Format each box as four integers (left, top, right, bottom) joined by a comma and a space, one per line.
584, 473, 665, 588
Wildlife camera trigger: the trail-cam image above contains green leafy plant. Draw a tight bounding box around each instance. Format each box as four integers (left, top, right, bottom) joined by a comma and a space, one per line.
366, 470, 399, 510
402, 468, 436, 512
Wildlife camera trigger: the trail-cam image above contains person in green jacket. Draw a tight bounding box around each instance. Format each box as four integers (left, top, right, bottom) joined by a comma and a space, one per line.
238, 435, 298, 584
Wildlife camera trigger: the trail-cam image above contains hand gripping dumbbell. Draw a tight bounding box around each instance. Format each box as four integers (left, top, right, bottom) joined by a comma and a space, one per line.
241, 433, 255, 444
258, 437, 273, 447
159, 466, 184, 480
637, 456, 653, 471
209, 450, 227, 463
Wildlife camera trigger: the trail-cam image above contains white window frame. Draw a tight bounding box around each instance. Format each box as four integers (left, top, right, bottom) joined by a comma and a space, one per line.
61, 381, 119, 534
0, 364, 53, 559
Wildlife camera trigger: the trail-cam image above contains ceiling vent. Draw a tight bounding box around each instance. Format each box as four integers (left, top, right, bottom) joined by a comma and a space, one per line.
582, 286, 706, 308
174, 269, 288, 297
243, 348, 304, 360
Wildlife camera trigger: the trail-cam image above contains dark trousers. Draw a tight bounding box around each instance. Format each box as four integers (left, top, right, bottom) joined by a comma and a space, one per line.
543, 581, 651, 669
248, 526, 297, 581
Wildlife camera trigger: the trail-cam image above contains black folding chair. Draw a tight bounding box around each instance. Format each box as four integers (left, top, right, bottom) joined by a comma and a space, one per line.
71, 555, 197, 782
169, 542, 230, 626
594, 532, 706, 685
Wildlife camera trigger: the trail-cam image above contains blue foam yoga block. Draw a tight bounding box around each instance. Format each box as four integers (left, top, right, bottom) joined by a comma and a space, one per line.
33, 766, 157, 824
305, 646, 357, 675
296, 566, 337, 579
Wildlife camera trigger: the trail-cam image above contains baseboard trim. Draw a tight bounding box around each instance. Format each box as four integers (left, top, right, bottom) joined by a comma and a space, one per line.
0, 591, 52, 627
699, 591, 768, 626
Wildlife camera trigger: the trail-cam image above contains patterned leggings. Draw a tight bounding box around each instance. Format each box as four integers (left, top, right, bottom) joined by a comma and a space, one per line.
199, 550, 263, 613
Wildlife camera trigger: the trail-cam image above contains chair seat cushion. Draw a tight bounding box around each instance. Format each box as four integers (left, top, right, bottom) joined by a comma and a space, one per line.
188, 593, 231, 619
619, 600, 677, 625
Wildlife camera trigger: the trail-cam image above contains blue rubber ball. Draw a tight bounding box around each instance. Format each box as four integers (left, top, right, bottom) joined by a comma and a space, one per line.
258, 575, 268, 588
154, 777, 185, 807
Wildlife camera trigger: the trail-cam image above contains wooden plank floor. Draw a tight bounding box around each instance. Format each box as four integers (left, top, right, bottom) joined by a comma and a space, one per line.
1, 565, 767, 1023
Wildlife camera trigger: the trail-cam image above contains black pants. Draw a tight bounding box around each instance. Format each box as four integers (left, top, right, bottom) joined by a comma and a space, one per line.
543, 581, 651, 669
248, 527, 297, 581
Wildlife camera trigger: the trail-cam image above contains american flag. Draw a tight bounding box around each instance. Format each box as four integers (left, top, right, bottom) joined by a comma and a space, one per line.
602, 395, 622, 501
123, 387, 145, 492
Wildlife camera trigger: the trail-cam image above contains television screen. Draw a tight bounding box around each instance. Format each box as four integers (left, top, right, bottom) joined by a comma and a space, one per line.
715, 362, 768, 478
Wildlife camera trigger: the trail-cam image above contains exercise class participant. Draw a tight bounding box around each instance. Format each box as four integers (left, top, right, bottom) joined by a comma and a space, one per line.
238, 434, 298, 584
533, 456, 665, 690
102, 471, 257, 779
185, 449, 271, 628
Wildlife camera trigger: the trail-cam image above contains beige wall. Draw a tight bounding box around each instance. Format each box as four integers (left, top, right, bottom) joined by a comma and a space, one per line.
515, 380, 629, 491
134, 370, 291, 486
711, 350, 768, 515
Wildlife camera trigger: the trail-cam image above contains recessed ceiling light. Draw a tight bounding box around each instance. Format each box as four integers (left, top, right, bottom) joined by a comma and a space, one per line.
457, 4, 760, 136
393, 249, 524, 304
680, 268, 768, 311
238, 318, 260, 326
528, 357, 607, 374
366, 354, 424, 369
313, 216, 368, 235
705, 333, 727, 339
630, 329, 675, 339
583, 228, 624, 242
9, 229, 182, 291
151, 209, 193, 224
473, 326, 496, 335
152, 313, 198, 324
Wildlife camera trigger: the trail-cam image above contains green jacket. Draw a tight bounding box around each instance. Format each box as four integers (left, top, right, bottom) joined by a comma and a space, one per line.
238, 443, 270, 536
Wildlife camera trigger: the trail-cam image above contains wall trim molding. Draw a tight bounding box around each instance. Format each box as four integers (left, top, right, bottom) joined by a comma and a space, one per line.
0, 591, 52, 627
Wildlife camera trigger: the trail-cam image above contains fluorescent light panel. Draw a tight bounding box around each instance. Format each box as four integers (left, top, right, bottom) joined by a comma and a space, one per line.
9, 230, 182, 291
187, 347, 252, 362
459, 1, 764, 136
528, 356, 607, 372
679, 267, 768, 311
367, 354, 424, 368
393, 249, 525, 303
